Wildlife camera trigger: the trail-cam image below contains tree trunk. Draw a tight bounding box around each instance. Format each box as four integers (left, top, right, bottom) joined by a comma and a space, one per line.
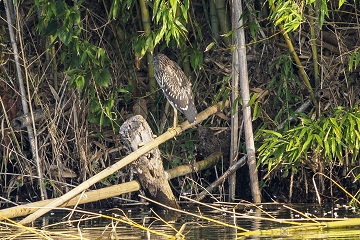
119, 115, 180, 210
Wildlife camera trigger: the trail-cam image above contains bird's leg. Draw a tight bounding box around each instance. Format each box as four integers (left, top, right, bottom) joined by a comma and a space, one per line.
173, 106, 178, 129
167, 106, 179, 135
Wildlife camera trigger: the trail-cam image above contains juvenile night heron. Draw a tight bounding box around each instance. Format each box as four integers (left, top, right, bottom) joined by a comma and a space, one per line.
153, 54, 197, 128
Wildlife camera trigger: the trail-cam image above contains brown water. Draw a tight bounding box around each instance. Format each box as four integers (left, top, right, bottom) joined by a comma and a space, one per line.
2, 203, 360, 239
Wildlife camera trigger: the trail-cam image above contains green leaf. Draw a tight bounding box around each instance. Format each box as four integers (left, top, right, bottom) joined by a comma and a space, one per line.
282, 169, 289, 178
330, 117, 342, 139
80, 50, 88, 64
155, 25, 166, 46
301, 133, 313, 153
324, 140, 330, 158
116, 88, 130, 94
189, 51, 203, 70
338, 0, 345, 8
329, 137, 335, 158
110, 0, 119, 19
95, 69, 111, 87
349, 51, 355, 71
97, 48, 106, 67
318, 0, 328, 27
355, 51, 360, 69
105, 99, 114, 117
262, 129, 283, 138
153, 0, 161, 18
174, 19, 187, 32
313, 134, 323, 147
90, 99, 101, 113
252, 102, 261, 121
221, 30, 233, 38
247, 93, 259, 107
205, 42, 215, 52
169, 0, 178, 15
298, 127, 307, 140
75, 75, 85, 90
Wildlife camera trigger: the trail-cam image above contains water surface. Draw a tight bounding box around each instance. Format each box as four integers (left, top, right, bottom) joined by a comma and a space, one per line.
2, 202, 360, 239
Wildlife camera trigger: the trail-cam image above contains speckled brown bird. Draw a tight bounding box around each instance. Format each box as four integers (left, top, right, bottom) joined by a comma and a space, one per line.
153, 54, 197, 127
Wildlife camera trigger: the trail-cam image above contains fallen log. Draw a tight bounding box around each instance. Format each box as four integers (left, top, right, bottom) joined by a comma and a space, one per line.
0, 152, 222, 219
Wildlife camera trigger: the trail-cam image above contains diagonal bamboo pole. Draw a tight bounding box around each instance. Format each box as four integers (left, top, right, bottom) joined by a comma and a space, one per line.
280, 26, 317, 107
269, 2, 317, 108
19, 100, 229, 225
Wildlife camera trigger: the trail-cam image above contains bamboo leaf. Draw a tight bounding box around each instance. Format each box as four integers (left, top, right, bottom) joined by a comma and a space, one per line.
205, 42, 215, 52
331, 138, 336, 158
298, 127, 307, 140
75, 75, 85, 90
318, 0, 329, 27
253, 102, 260, 121
330, 117, 342, 139
94, 69, 111, 87
324, 140, 330, 158
262, 130, 283, 138
313, 134, 323, 147
153, 0, 160, 18
247, 93, 259, 107
349, 51, 355, 71
301, 133, 313, 153
338, 0, 345, 8
355, 50, 360, 69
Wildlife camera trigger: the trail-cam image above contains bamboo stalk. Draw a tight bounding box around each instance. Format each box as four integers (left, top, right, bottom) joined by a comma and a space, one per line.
166, 152, 222, 179
229, 0, 240, 201
235, 0, 261, 203
239, 218, 360, 237
139, 0, 156, 100
3, 0, 46, 200
281, 28, 317, 106
209, 0, 220, 40
308, 14, 320, 89
49, 35, 59, 91
269, 2, 317, 108
214, 0, 231, 46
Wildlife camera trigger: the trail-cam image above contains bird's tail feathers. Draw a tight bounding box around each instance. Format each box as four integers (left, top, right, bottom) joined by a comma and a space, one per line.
185, 101, 197, 124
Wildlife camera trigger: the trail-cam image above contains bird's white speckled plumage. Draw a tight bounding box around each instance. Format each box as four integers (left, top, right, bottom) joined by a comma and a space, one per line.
153, 54, 197, 123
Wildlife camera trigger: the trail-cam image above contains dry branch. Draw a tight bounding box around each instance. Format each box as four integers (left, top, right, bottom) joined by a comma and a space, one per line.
196, 155, 247, 201
17, 100, 229, 224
